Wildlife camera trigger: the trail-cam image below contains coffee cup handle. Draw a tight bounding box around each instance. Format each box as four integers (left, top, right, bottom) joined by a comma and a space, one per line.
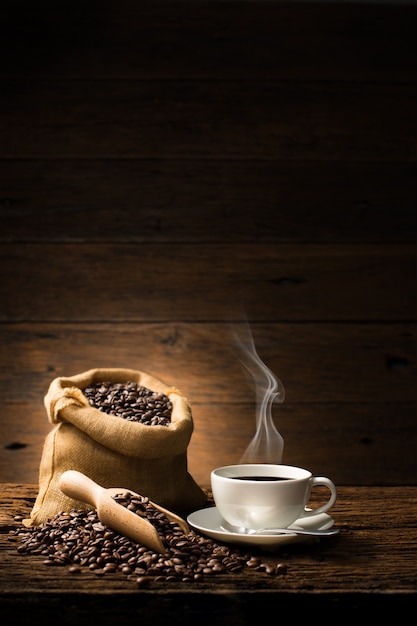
300, 476, 337, 518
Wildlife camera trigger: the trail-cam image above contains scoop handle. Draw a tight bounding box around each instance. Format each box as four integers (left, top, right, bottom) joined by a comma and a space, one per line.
59, 470, 105, 507
58, 470, 167, 554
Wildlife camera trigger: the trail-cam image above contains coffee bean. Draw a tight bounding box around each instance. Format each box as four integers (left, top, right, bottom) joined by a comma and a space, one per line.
82, 381, 172, 426
13, 491, 286, 585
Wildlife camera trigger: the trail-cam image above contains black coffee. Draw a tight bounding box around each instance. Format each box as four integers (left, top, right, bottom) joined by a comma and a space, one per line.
232, 476, 290, 481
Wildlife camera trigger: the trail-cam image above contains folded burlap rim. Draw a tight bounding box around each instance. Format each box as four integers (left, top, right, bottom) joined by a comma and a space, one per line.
45, 367, 194, 457
24, 367, 208, 526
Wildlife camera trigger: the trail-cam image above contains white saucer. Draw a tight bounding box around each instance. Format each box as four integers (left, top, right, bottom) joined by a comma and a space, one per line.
187, 506, 336, 550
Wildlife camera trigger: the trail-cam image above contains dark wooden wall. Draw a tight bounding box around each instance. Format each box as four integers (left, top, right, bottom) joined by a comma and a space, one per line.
1, 1, 416, 487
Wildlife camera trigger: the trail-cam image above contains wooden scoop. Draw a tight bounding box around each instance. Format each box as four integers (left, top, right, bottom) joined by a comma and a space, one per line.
58, 470, 189, 554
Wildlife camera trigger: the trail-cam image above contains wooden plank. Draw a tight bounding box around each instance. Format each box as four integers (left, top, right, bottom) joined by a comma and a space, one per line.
1, 2, 415, 82
1, 161, 416, 243
0, 405, 50, 484
1, 323, 414, 405
1, 485, 416, 623
189, 403, 417, 487
1, 81, 415, 161
0, 321, 415, 484
1, 243, 415, 321
1, 401, 416, 486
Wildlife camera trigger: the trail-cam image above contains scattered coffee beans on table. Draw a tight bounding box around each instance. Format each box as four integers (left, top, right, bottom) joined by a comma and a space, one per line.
83, 381, 173, 426
11, 492, 287, 586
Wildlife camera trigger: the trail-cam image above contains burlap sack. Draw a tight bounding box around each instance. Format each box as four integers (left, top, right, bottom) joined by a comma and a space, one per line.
25, 367, 207, 526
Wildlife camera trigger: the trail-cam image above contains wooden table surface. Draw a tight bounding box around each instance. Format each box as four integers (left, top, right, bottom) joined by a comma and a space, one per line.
1, 484, 416, 624
0, 0, 416, 621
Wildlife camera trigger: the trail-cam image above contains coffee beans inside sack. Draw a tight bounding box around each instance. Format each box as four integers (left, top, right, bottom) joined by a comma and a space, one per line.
25, 368, 207, 526
83, 381, 173, 426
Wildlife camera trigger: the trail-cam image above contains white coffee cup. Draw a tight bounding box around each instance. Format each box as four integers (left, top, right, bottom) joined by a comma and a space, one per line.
211, 464, 337, 530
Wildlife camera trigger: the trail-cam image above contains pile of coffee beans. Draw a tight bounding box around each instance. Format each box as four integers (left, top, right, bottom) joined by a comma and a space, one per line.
83, 381, 172, 426
11, 492, 287, 586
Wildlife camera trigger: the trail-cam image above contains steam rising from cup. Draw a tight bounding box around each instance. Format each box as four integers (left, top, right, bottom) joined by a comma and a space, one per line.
233, 321, 285, 464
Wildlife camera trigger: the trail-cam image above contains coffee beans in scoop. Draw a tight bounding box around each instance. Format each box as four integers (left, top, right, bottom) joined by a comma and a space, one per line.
11, 492, 287, 586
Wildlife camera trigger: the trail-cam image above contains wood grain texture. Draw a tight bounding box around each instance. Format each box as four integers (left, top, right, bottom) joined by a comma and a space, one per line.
1, 244, 415, 321
0, 1, 416, 618
2, 401, 416, 487
0, 322, 415, 485
2, 80, 415, 161
0, 323, 415, 403
0, 161, 416, 243
1, 484, 416, 623
0, 1, 416, 499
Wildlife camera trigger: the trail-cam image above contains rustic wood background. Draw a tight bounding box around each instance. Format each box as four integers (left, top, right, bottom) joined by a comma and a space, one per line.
0, 0, 416, 488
